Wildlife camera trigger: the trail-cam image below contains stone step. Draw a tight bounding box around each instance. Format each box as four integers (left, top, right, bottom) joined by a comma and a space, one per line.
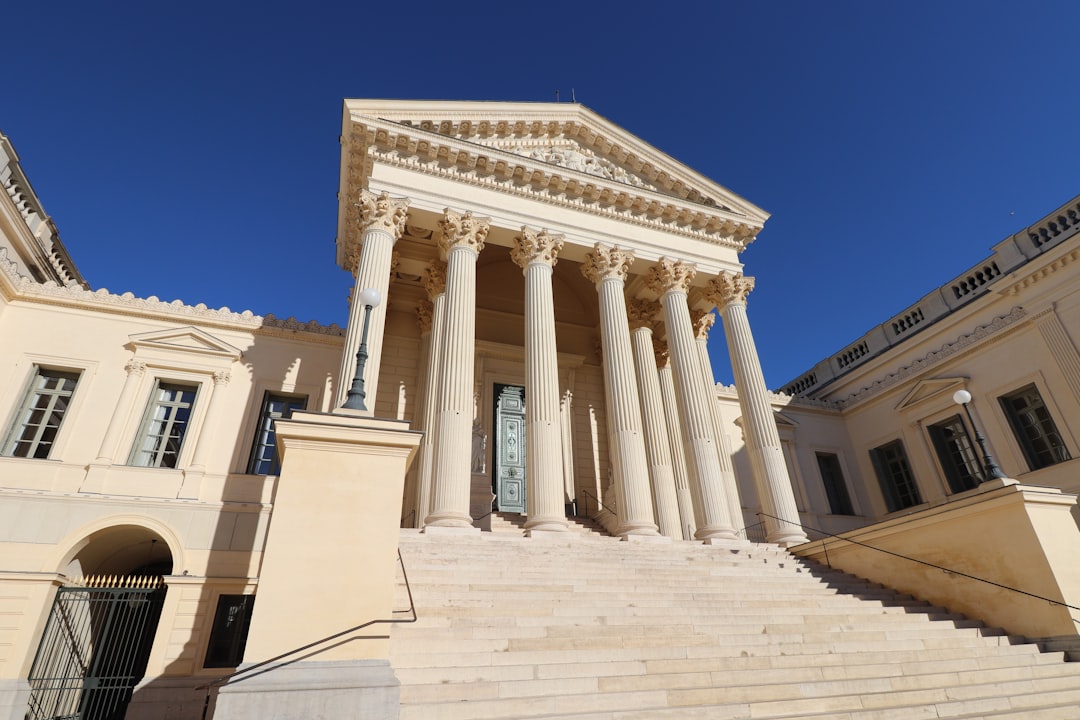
392, 530, 1077, 718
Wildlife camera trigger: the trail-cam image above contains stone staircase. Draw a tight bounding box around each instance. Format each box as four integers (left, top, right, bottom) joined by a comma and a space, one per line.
486, 511, 612, 537
390, 530, 1080, 719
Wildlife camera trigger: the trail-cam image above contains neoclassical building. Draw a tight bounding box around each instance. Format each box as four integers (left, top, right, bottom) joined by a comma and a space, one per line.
1, 102, 1078, 719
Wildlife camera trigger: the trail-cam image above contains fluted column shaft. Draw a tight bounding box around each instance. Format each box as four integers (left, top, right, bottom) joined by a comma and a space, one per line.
427, 211, 489, 529
708, 273, 807, 546
692, 311, 745, 535
648, 258, 735, 541
513, 228, 569, 534
414, 266, 446, 528
628, 301, 682, 540
656, 345, 696, 540
338, 191, 409, 413
95, 359, 147, 463
582, 245, 659, 538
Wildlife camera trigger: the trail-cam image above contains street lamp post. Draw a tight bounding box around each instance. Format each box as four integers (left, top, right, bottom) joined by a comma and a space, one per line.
342, 288, 382, 411
952, 389, 1007, 482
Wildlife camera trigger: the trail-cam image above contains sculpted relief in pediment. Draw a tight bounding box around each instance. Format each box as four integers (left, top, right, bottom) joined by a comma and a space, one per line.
507, 142, 659, 192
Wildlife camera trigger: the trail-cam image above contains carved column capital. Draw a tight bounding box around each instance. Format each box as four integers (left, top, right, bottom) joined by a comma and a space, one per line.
627, 298, 661, 330
652, 336, 670, 368
439, 209, 489, 254
690, 309, 716, 339
646, 257, 696, 296
581, 244, 634, 285
511, 227, 564, 270
424, 261, 447, 299
706, 271, 755, 308
358, 190, 410, 238
212, 370, 231, 386
416, 300, 433, 333
124, 359, 147, 377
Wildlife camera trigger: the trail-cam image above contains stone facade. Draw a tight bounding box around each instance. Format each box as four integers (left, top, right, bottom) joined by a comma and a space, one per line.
0, 105, 1078, 719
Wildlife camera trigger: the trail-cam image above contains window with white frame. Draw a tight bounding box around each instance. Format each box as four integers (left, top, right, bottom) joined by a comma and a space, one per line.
3, 367, 81, 459
999, 384, 1072, 471
869, 439, 922, 513
927, 414, 982, 493
247, 393, 307, 475
130, 381, 199, 468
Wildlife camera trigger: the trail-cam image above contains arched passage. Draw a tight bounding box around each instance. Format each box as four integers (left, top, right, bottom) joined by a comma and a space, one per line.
27, 524, 174, 720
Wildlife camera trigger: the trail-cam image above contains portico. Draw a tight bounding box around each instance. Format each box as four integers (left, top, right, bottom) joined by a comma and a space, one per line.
335, 100, 807, 546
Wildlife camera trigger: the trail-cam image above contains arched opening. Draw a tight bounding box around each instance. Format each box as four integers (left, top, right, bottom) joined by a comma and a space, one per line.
27, 525, 174, 720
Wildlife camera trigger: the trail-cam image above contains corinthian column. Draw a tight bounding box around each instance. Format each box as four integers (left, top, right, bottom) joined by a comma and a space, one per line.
413, 264, 446, 528
426, 210, 489, 530
691, 309, 744, 535
627, 299, 682, 540
338, 190, 409, 414
707, 273, 807, 546
581, 245, 659, 539
512, 228, 569, 535
655, 338, 696, 540
647, 258, 735, 542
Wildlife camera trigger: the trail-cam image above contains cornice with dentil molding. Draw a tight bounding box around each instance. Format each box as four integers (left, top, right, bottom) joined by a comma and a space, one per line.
833, 307, 1028, 409
339, 116, 762, 262
0, 247, 344, 342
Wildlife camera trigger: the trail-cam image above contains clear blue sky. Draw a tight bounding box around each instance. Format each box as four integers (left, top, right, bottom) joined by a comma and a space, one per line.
4, 2, 1078, 389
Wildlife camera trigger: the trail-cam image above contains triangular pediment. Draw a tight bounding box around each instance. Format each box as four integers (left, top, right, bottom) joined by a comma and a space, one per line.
895, 377, 967, 411
340, 99, 769, 230
128, 326, 242, 360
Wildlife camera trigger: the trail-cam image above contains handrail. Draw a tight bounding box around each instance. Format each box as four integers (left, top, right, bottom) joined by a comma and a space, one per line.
196, 548, 419, 718
578, 489, 617, 518
757, 511, 1080, 616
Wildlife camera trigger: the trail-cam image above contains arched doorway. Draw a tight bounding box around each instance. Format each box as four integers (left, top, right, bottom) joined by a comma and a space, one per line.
26, 525, 173, 720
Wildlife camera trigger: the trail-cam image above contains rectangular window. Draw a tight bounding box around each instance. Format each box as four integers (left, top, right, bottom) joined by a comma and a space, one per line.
815, 452, 855, 515
3, 368, 80, 459
247, 393, 307, 475
869, 440, 922, 513
999, 385, 1072, 471
927, 415, 982, 493
131, 381, 198, 468
203, 594, 255, 668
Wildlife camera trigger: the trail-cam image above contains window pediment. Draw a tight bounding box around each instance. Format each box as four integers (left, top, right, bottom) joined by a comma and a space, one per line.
127, 327, 242, 362
895, 377, 967, 412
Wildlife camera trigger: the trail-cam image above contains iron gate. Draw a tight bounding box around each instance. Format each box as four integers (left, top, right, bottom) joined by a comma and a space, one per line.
26, 575, 166, 720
